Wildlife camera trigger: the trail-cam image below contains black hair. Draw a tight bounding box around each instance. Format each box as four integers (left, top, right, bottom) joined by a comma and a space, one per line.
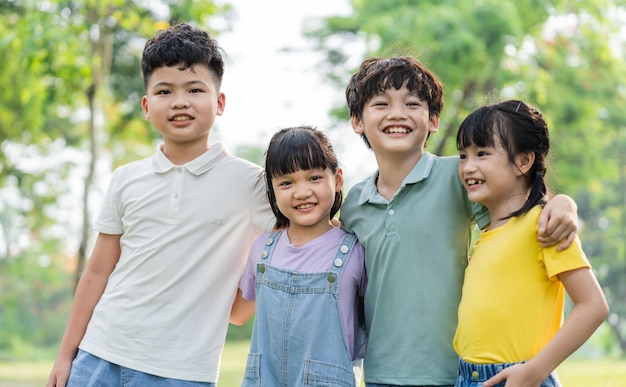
141, 23, 224, 90
456, 99, 550, 219
265, 126, 342, 229
345, 56, 444, 148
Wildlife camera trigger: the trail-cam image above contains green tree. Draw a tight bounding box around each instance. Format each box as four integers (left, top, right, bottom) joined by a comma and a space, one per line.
308, 0, 626, 355
0, 0, 232, 355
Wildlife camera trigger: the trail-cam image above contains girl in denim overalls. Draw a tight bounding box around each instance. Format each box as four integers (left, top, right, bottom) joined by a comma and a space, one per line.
231, 126, 367, 387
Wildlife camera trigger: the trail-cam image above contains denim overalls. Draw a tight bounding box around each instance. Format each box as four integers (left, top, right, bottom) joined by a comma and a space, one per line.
242, 230, 359, 387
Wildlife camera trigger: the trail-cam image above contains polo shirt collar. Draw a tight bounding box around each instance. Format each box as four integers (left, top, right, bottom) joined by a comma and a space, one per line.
152, 143, 228, 176
358, 152, 436, 204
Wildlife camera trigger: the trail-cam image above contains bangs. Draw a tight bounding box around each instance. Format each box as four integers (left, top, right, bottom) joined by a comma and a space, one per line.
265, 130, 335, 179
457, 106, 505, 149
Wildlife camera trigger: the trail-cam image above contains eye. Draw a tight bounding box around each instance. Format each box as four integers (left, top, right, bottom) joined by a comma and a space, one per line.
406, 99, 422, 107
156, 89, 171, 95
459, 153, 467, 160
310, 175, 322, 182
189, 88, 203, 93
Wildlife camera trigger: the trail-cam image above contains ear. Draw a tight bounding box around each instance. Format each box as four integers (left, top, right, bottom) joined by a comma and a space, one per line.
216, 92, 226, 116
141, 95, 150, 119
335, 168, 344, 192
429, 114, 440, 134
351, 116, 364, 135
515, 152, 535, 176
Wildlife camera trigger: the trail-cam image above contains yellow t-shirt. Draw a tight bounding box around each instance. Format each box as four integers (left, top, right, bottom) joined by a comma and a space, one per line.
453, 205, 590, 363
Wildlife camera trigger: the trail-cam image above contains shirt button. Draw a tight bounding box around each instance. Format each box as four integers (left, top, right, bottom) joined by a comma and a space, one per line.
173, 193, 179, 199
177, 167, 183, 174
388, 209, 394, 215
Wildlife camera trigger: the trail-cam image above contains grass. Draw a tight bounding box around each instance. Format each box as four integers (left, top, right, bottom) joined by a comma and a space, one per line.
1, 341, 624, 387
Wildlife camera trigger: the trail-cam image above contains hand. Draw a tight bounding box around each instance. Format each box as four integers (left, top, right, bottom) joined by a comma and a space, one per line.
483, 363, 545, 387
538, 194, 578, 251
45, 359, 72, 387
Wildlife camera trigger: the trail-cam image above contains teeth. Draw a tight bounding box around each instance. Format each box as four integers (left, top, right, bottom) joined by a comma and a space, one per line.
296, 203, 315, 209
385, 127, 409, 134
172, 115, 191, 121
467, 179, 484, 186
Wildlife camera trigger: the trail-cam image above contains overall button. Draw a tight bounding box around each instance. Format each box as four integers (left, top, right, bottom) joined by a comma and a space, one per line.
472, 370, 479, 380
260, 251, 268, 259
258, 264, 265, 273
327, 274, 336, 283
339, 245, 349, 253
265, 237, 273, 246
334, 258, 343, 267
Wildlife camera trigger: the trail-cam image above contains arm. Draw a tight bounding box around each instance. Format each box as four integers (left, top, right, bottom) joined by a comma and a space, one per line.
484, 267, 608, 387
230, 288, 255, 326
46, 233, 121, 387
538, 194, 578, 251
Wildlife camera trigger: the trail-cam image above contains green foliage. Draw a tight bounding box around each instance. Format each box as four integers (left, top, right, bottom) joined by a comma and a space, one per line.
0, 0, 232, 357
308, 0, 626, 354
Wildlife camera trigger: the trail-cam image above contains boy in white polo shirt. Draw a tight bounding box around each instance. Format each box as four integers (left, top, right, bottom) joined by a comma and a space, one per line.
46, 23, 274, 387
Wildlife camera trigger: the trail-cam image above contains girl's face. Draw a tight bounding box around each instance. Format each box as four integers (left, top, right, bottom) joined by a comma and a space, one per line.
272, 167, 343, 238
458, 139, 531, 222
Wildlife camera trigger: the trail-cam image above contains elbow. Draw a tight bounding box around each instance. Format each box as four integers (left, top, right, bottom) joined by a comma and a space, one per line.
229, 315, 249, 326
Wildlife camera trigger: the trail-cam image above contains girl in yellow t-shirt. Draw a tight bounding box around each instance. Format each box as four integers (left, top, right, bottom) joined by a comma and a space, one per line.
453, 99, 608, 387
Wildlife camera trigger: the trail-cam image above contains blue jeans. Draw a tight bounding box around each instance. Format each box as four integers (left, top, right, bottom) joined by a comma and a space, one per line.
366, 384, 453, 387
454, 358, 561, 387
68, 349, 216, 387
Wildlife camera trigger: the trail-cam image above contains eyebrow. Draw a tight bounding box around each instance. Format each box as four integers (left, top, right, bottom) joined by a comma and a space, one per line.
151, 80, 207, 89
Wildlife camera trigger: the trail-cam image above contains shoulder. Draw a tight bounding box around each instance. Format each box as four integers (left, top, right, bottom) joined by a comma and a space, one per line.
113, 156, 152, 175
430, 154, 461, 173
219, 154, 264, 175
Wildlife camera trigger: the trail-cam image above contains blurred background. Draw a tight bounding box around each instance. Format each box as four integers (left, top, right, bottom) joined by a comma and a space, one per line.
0, 0, 625, 385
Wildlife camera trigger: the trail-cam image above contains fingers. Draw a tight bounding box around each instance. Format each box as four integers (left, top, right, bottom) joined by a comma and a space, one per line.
556, 231, 576, 252
483, 369, 507, 387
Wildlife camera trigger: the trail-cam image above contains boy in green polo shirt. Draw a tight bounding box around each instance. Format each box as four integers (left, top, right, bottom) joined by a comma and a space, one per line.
339, 56, 578, 386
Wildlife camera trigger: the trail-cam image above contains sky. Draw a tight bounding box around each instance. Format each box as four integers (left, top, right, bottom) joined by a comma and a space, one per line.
211, 0, 378, 186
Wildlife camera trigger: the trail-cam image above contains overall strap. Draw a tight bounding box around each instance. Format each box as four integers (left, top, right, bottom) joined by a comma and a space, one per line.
259, 230, 282, 265
328, 232, 358, 277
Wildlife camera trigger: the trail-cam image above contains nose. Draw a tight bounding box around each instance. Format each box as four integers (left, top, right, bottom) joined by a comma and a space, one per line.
387, 102, 406, 119
460, 157, 476, 174
172, 94, 190, 109
293, 183, 312, 199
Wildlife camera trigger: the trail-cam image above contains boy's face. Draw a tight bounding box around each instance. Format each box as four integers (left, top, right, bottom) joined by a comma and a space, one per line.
142, 64, 224, 147
351, 85, 439, 160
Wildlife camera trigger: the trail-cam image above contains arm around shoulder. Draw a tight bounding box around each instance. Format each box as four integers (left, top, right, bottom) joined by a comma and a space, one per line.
538, 194, 578, 251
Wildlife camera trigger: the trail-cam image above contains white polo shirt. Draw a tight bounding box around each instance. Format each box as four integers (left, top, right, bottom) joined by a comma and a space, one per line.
80, 143, 275, 382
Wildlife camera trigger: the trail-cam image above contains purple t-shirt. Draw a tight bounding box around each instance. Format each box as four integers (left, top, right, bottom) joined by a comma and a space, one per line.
239, 227, 367, 359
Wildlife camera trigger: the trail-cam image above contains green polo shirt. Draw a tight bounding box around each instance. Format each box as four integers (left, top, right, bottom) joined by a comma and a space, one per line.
340, 153, 489, 385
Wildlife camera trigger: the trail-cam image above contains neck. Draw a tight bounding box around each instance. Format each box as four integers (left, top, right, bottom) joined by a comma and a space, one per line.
375, 152, 423, 200
286, 222, 334, 247
161, 141, 211, 165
